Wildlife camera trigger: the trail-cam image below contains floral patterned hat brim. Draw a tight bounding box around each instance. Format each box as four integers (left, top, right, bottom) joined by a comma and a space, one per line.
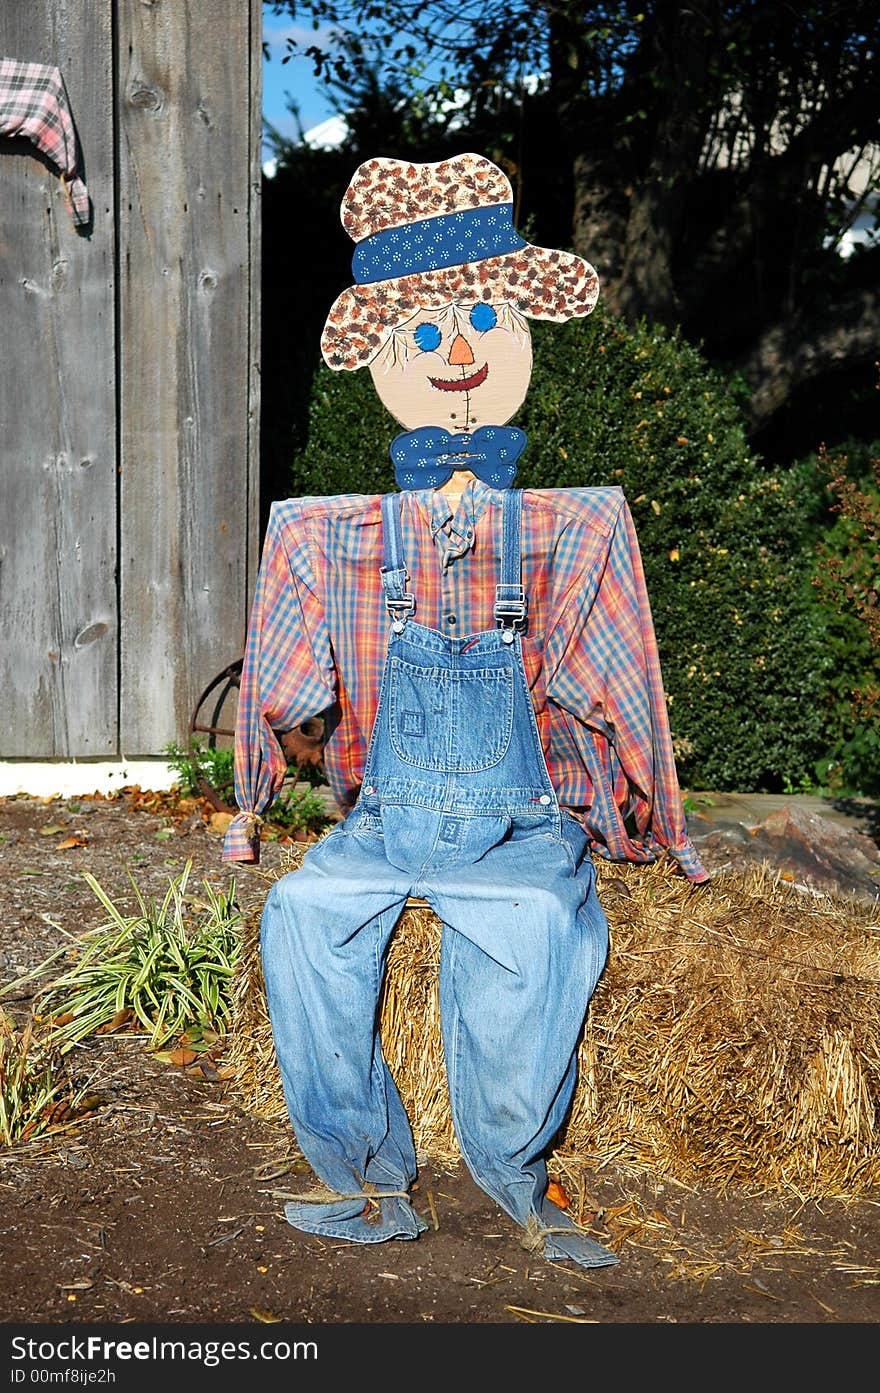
320, 244, 600, 372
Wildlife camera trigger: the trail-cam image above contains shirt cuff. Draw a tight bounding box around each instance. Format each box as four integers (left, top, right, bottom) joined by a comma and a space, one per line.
222, 811, 263, 864
665, 837, 711, 884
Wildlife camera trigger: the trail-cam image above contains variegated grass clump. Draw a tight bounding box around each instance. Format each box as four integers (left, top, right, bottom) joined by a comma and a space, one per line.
5, 859, 245, 1054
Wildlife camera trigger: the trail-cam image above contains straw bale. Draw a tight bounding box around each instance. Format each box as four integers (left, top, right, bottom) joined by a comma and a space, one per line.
227, 843, 880, 1198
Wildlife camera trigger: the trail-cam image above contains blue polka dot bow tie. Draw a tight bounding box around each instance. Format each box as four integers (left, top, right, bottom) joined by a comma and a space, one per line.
390, 425, 528, 490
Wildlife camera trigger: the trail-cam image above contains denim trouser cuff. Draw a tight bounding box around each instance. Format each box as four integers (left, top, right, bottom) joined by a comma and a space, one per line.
528, 1201, 619, 1269
542, 1228, 619, 1267
283, 1193, 429, 1244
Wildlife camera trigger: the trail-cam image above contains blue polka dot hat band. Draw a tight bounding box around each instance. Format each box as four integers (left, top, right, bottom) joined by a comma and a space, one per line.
352, 204, 526, 286
390, 425, 528, 490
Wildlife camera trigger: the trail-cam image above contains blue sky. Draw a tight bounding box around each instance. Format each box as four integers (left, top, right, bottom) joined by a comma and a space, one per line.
262, 5, 339, 153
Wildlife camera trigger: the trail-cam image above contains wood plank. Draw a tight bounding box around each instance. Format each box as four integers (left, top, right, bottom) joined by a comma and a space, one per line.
117, 0, 260, 754
246, 0, 262, 617
0, 2, 117, 756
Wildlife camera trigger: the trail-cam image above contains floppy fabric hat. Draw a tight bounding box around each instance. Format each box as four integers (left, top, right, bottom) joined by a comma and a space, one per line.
321, 153, 600, 371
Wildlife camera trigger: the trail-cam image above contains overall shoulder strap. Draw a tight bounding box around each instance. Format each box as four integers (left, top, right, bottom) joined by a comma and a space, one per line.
494, 488, 527, 632
380, 491, 405, 574
379, 492, 415, 627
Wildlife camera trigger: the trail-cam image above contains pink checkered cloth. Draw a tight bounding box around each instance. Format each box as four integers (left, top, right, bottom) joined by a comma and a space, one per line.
0, 57, 90, 226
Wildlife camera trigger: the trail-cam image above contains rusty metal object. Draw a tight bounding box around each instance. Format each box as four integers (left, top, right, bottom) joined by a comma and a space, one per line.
279, 715, 326, 769
188, 658, 242, 813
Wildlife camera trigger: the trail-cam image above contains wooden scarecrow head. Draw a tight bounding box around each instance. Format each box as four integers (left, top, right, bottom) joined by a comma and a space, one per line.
321, 153, 600, 492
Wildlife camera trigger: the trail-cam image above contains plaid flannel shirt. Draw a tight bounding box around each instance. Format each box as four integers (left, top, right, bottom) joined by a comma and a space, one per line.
0, 58, 90, 226
224, 481, 709, 883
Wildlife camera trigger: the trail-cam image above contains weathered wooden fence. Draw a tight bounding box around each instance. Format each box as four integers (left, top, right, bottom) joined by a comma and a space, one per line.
0, 0, 261, 758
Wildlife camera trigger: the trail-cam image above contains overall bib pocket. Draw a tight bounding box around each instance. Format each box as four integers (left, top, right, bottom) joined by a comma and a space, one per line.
388, 655, 514, 772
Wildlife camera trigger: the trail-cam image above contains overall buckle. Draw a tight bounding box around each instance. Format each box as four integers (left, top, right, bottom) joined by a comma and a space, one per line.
386, 592, 415, 632
493, 584, 527, 627
494, 584, 527, 643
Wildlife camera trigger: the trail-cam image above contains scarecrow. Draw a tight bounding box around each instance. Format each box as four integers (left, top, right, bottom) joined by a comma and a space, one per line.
224, 154, 708, 1268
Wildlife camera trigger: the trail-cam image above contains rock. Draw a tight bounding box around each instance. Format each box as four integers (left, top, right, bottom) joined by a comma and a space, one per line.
690, 800, 880, 904
755, 804, 880, 901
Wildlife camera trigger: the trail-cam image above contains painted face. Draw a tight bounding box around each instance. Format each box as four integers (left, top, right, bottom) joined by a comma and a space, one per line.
368, 302, 533, 432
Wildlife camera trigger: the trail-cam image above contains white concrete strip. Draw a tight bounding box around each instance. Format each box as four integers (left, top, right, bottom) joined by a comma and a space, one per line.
0, 761, 180, 798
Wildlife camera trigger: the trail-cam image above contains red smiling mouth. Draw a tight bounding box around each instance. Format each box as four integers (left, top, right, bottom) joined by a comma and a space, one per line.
428, 363, 489, 392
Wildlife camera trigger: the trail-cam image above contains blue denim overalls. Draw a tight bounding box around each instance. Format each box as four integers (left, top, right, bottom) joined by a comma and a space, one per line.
260, 489, 616, 1268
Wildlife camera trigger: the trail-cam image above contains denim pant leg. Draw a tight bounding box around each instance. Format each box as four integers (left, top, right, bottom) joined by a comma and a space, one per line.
260, 828, 427, 1242
425, 820, 618, 1268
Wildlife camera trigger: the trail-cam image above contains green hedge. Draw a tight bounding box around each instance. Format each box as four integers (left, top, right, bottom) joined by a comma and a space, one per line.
287, 303, 834, 793
804, 440, 880, 795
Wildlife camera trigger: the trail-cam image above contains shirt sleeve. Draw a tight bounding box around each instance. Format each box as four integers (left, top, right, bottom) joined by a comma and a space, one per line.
222, 505, 336, 864
544, 496, 709, 884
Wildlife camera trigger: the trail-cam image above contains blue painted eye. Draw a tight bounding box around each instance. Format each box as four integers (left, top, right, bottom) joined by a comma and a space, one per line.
469, 303, 497, 332
414, 322, 442, 352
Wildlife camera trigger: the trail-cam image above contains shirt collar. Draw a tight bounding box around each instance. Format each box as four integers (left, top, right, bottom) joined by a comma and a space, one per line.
408, 478, 500, 565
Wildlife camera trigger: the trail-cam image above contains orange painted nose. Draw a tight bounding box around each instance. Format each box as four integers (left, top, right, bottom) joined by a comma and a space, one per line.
448, 333, 475, 367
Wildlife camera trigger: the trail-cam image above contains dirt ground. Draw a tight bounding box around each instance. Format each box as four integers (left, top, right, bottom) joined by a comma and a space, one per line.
1, 788, 878, 1348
